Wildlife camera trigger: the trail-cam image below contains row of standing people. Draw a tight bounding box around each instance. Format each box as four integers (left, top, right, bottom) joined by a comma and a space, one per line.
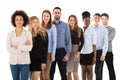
6, 6, 116, 80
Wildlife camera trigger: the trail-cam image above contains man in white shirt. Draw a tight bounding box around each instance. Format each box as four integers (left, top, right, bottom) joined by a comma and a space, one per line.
92, 13, 108, 80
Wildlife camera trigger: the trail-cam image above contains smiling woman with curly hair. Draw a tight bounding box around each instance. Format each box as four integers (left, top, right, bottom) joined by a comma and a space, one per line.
7, 10, 33, 80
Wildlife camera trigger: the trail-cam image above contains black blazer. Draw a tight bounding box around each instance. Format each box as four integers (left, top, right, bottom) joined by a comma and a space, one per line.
30, 32, 48, 63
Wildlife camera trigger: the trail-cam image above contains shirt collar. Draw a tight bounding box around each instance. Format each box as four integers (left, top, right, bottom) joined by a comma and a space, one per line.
53, 20, 62, 24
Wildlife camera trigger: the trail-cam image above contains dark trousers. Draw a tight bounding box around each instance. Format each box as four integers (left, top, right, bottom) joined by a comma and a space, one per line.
50, 48, 67, 80
95, 49, 104, 80
104, 52, 116, 80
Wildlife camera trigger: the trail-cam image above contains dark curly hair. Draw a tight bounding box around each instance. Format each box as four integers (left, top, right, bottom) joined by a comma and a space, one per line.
82, 11, 90, 20
11, 10, 29, 27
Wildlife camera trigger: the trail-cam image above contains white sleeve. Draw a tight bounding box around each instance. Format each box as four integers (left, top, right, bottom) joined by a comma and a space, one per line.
6, 32, 21, 54
102, 29, 108, 56
92, 29, 97, 45
18, 31, 33, 51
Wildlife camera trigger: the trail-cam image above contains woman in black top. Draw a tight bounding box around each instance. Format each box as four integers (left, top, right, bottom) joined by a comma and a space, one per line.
28, 16, 48, 80
67, 15, 84, 80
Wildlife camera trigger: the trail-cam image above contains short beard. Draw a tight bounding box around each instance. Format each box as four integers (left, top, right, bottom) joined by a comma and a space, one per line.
54, 17, 60, 20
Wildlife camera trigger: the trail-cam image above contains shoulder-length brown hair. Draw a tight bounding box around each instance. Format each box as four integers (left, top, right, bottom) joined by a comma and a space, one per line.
41, 10, 52, 29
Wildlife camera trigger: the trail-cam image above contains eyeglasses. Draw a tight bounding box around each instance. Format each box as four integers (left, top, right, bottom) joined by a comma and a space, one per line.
54, 12, 61, 14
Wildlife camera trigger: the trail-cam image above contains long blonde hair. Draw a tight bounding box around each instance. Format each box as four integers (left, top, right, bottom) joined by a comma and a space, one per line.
28, 16, 47, 40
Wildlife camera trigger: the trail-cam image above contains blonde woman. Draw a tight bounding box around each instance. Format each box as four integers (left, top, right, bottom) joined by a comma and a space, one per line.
28, 16, 48, 80
67, 15, 84, 80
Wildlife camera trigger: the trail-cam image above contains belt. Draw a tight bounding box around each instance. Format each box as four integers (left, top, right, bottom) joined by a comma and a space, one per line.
56, 48, 65, 50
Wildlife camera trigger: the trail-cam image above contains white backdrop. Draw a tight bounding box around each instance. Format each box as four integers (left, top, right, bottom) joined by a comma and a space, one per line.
0, 0, 120, 80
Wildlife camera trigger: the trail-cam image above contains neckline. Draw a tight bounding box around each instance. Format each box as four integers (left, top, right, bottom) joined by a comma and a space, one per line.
14, 29, 24, 38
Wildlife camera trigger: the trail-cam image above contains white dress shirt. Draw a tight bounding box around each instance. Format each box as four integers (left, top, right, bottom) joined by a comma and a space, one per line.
81, 26, 96, 54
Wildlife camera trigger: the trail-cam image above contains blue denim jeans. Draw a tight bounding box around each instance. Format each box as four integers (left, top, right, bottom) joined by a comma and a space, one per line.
10, 64, 29, 80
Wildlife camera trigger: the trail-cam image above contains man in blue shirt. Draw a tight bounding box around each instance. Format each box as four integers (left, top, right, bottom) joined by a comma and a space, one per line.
91, 13, 108, 80
50, 7, 71, 80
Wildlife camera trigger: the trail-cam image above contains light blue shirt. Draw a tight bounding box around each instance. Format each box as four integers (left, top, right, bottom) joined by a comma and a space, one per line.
53, 20, 71, 56
81, 26, 96, 54
92, 25, 108, 56
46, 24, 57, 56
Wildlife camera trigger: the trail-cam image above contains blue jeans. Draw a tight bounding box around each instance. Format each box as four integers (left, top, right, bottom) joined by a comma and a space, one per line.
10, 64, 29, 80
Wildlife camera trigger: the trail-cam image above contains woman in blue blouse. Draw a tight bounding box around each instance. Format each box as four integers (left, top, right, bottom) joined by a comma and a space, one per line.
41, 10, 57, 80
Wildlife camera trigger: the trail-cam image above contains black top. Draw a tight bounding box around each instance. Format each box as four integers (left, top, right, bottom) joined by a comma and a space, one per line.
30, 33, 48, 63
71, 29, 84, 52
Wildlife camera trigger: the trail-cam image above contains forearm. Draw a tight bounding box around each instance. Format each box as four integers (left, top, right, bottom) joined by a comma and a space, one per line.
7, 46, 21, 53
93, 45, 96, 57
